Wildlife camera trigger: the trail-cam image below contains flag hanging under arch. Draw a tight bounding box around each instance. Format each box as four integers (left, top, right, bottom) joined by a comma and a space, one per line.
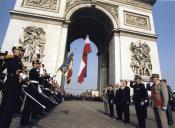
78, 35, 92, 84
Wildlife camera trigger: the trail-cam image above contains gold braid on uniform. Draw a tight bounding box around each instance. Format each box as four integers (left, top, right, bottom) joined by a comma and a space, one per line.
5, 54, 15, 59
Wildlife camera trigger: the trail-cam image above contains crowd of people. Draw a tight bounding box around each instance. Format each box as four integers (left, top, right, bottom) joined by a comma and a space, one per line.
103, 75, 175, 128
64, 93, 102, 101
0, 45, 64, 128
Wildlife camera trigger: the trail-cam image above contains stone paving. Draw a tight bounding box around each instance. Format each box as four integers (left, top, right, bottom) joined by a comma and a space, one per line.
10, 101, 175, 128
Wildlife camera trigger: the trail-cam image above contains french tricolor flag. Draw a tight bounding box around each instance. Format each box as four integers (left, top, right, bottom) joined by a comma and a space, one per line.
78, 35, 92, 84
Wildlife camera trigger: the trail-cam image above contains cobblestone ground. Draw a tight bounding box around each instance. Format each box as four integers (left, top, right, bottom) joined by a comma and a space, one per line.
11, 101, 175, 128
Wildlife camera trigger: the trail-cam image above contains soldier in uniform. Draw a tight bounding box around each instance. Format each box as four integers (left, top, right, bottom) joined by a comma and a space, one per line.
20, 60, 42, 127
0, 52, 6, 91
150, 74, 169, 128
130, 75, 148, 128
20, 60, 53, 127
0, 45, 25, 128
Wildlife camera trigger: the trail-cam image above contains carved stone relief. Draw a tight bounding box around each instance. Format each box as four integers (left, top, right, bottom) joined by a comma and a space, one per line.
124, 11, 150, 29
130, 40, 152, 76
66, 0, 153, 10
19, 26, 46, 64
22, 0, 60, 11
66, 0, 118, 22
111, 0, 152, 9
96, 1, 118, 20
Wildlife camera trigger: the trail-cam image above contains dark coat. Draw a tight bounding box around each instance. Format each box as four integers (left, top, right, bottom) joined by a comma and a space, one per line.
29, 68, 40, 82
121, 86, 130, 105
0, 55, 23, 94
114, 88, 123, 104
130, 82, 148, 103
107, 89, 114, 104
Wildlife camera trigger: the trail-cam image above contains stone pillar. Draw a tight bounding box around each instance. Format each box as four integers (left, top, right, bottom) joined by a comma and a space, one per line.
55, 23, 69, 85
98, 53, 108, 95
109, 33, 121, 85
97, 55, 101, 92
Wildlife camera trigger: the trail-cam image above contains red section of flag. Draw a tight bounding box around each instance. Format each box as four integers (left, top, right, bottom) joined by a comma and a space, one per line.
78, 35, 92, 84
83, 37, 92, 55
77, 65, 86, 84
66, 68, 72, 84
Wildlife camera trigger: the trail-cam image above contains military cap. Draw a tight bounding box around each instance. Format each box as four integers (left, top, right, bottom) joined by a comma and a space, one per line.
32, 60, 41, 65
12, 46, 16, 51
17, 46, 25, 52
134, 75, 142, 80
0, 52, 5, 56
12, 44, 25, 52
151, 74, 160, 78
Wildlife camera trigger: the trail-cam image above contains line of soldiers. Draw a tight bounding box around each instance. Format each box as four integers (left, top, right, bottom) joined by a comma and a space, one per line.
103, 74, 174, 128
0, 45, 64, 128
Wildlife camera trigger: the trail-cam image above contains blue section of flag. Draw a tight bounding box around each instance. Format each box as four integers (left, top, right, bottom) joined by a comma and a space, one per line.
59, 53, 74, 74
84, 65, 87, 77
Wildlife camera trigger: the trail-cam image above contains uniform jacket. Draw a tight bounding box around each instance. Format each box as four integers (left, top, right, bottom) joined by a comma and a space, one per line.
0, 55, 23, 94
151, 82, 169, 108
29, 67, 40, 82
130, 82, 148, 103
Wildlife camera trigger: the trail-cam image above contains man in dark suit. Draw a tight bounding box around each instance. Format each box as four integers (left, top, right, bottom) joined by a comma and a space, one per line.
114, 83, 123, 120
107, 85, 114, 117
130, 75, 148, 128
120, 80, 130, 124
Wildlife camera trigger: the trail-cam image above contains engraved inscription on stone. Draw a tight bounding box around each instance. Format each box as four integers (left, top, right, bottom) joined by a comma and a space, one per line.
23, 0, 59, 11
130, 40, 152, 76
124, 11, 150, 29
19, 26, 46, 64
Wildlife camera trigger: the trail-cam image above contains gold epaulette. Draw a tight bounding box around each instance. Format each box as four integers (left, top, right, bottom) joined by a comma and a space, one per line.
5, 54, 15, 59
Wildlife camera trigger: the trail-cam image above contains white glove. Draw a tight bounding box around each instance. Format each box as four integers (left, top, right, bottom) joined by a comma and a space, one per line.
111, 100, 113, 104
20, 73, 27, 80
21, 74, 27, 80
145, 100, 148, 103
162, 106, 167, 111
22, 85, 27, 88
19, 73, 23, 77
141, 101, 144, 106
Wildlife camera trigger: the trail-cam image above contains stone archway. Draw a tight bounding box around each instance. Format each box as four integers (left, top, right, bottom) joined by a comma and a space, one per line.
65, 5, 116, 95
1, 0, 161, 95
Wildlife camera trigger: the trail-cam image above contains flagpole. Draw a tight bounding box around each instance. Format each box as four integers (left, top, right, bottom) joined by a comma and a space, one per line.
51, 50, 75, 85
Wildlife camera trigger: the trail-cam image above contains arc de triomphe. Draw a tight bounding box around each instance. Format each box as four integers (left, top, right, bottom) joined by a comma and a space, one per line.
1, 0, 160, 94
